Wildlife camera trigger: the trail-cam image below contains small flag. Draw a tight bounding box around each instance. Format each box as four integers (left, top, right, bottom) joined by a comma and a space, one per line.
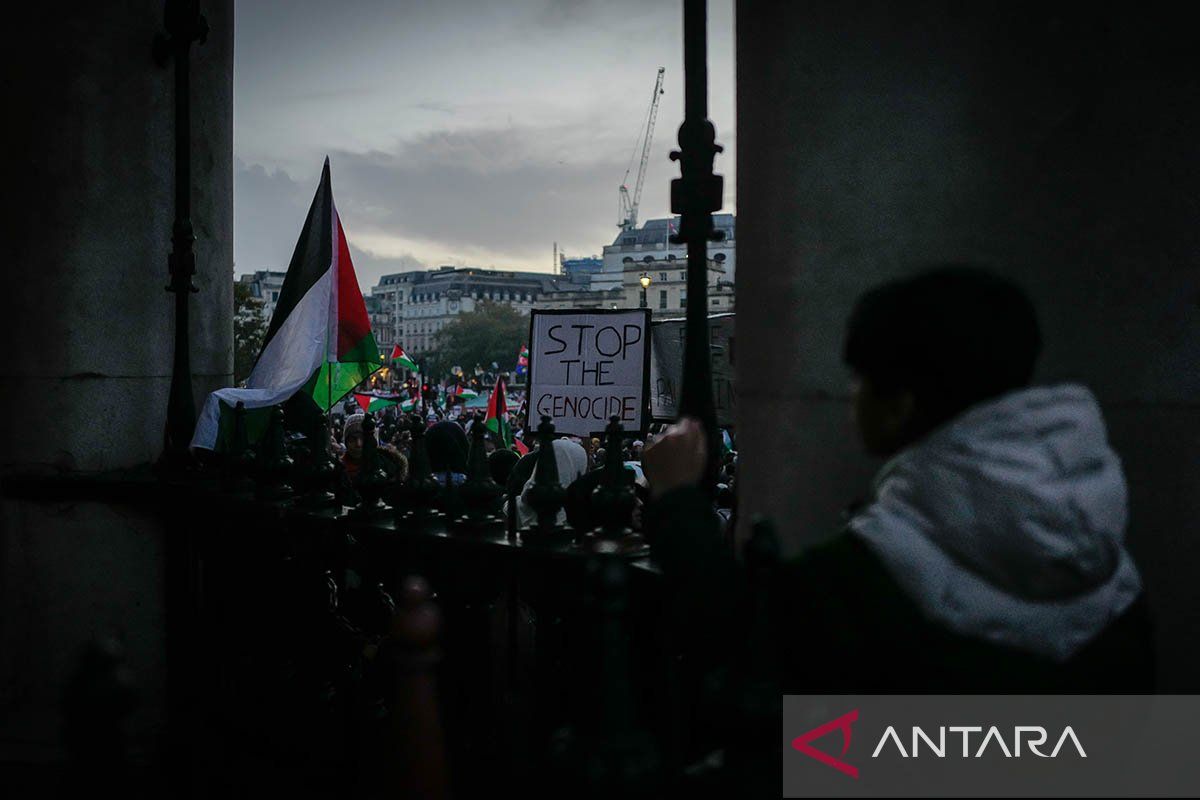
391, 344, 418, 372
355, 393, 399, 414
484, 375, 513, 449
512, 437, 529, 456
515, 344, 530, 377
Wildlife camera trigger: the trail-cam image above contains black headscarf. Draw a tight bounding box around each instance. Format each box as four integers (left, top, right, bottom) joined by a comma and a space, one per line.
425, 421, 469, 475
488, 448, 520, 486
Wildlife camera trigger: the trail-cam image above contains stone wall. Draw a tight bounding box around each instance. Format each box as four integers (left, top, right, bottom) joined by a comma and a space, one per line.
1, 0, 233, 471
0, 0, 234, 774
736, 0, 1199, 688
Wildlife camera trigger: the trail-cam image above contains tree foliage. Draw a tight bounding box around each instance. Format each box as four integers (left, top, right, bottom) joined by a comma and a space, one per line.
428, 301, 527, 380
233, 281, 268, 385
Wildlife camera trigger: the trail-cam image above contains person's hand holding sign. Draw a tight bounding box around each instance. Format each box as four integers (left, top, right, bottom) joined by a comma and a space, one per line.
642, 416, 707, 499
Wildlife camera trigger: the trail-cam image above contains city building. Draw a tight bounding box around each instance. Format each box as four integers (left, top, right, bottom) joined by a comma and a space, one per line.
367, 250, 737, 359
534, 284, 625, 312
534, 257, 733, 318
593, 213, 736, 290
237, 270, 286, 322
560, 255, 603, 283
363, 294, 390, 356
621, 257, 734, 317
369, 266, 561, 357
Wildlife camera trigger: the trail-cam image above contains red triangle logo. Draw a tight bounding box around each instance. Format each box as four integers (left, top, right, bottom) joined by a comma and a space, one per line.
791, 709, 860, 779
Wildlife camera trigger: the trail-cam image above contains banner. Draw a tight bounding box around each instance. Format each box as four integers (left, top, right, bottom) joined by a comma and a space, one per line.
784, 695, 1200, 797
649, 312, 736, 426
527, 309, 651, 437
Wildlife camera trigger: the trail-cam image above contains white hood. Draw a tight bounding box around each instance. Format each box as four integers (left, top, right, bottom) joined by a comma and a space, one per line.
848, 384, 1142, 662
510, 439, 589, 530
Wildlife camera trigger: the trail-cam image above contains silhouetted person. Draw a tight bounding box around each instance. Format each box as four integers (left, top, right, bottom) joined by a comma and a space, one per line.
644, 266, 1154, 692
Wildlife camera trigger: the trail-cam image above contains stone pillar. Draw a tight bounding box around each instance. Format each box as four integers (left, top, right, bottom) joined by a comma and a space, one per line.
1, 0, 233, 471
736, 0, 1199, 687
0, 0, 234, 777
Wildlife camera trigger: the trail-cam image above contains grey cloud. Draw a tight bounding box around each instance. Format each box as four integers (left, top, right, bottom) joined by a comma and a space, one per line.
233, 158, 312, 272
410, 100, 457, 115
234, 121, 700, 282
329, 125, 631, 258
349, 245, 427, 286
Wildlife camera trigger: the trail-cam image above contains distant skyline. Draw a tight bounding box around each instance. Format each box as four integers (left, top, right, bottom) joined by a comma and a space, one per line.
234, 0, 735, 290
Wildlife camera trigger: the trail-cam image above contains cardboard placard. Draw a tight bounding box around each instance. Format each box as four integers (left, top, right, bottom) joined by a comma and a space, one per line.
649, 312, 736, 427
526, 309, 651, 437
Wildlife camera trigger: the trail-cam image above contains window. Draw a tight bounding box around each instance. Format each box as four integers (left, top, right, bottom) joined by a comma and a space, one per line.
643, 255, 654, 263
712, 299, 721, 305
658, 272, 667, 282
622, 256, 634, 264
680, 293, 687, 308
714, 252, 727, 262
271, 291, 279, 302
666, 254, 677, 261
680, 272, 686, 281
659, 290, 667, 309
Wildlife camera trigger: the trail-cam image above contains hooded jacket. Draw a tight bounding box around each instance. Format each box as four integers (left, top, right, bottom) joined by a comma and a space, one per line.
507, 439, 590, 530
848, 384, 1142, 661
647, 384, 1154, 693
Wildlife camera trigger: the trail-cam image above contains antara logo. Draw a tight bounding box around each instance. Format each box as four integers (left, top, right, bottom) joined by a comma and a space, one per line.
792, 710, 1087, 779
872, 725, 1087, 759
792, 709, 861, 778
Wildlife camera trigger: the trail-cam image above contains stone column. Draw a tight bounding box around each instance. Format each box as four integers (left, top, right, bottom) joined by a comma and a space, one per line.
1, 0, 233, 471
0, 0, 234, 777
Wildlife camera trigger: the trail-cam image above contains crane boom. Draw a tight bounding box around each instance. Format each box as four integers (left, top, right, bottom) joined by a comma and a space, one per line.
618, 67, 666, 231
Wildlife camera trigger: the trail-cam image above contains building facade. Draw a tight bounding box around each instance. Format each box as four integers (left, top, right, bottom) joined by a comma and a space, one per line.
370, 266, 561, 357
368, 255, 736, 358
620, 257, 734, 317
560, 255, 603, 282
594, 214, 736, 290
237, 270, 286, 323
363, 294, 390, 355
534, 257, 733, 318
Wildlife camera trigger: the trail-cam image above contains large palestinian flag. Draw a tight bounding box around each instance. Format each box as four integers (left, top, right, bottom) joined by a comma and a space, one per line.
192, 159, 382, 451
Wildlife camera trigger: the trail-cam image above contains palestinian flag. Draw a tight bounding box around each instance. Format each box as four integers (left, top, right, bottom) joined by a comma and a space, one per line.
515, 344, 529, 377
458, 386, 479, 399
192, 158, 382, 451
391, 344, 418, 372
355, 393, 399, 414
484, 375, 513, 448
400, 397, 416, 413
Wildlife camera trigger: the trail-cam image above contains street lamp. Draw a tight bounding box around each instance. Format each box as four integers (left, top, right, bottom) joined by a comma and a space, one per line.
639, 272, 652, 309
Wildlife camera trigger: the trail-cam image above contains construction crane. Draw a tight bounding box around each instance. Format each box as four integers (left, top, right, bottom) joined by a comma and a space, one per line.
618, 67, 666, 232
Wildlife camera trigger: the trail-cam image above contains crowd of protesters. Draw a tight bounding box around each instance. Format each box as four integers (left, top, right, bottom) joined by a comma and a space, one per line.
286, 265, 1149, 695
310, 389, 739, 538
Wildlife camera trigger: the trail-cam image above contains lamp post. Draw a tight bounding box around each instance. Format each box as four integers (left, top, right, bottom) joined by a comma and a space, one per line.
639, 272, 651, 309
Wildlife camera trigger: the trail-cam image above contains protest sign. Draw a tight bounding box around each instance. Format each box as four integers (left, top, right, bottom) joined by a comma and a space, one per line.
527, 309, 651, 437
649, 312, 736, 426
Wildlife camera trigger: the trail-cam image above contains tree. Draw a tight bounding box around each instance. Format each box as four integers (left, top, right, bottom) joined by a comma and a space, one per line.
234, 282, 268, 385
428, 301, 527, 382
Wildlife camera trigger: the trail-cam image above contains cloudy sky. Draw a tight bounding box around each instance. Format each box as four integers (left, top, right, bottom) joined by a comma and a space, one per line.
234, 0, 735, 290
